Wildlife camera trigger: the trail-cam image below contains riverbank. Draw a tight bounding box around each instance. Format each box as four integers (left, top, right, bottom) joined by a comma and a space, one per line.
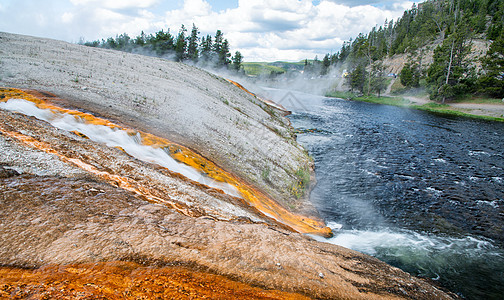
326, 91, 504, 122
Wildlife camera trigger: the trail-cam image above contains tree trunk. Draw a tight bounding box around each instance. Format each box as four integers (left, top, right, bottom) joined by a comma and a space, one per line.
443, 40, 455, 104
366, 42, 372, 97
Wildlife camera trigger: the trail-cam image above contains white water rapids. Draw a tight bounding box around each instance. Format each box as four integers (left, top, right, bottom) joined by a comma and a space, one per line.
0, 98, 240, 197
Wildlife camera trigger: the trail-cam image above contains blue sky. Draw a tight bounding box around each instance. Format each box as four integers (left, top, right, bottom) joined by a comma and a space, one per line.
0, 0, 414, 61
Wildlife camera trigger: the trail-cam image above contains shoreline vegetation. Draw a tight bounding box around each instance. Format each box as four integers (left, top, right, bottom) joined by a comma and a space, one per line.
326, 91, 504, 122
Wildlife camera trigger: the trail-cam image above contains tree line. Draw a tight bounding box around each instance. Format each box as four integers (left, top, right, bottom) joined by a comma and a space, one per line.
82, 24, 243, 71
306, 0, 504, 101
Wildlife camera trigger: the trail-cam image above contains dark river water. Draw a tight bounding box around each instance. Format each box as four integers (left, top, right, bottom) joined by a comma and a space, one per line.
264, 88, 504, 299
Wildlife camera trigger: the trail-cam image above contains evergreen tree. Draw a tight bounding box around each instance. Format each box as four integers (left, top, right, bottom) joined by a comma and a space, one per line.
200, 34, 213, 62
427, 13, 474, 102
370, 61, 388, 97
478, 34, 504, 97
150, 29, 174, 56
175, 25, 187, 62
187, 24, 200, 62
330, 53, 339, 65
400, 62, 421, 88
348, 64, 367, 94
115, 33, 131, 51
213, 30, 223, 55
134, 31, 147, 46
82, 24, 242, 68
218, 39, 232, 66
105, 37, 117, 49
321, 54, 331, 75
231, 51, 243, 71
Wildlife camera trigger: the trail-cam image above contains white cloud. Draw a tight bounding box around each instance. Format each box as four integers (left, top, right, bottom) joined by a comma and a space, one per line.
0, 0, 413, 61
61, 12, 74, 23
70, 0, 159, 9
183, 0, 213, 16
158, 0, 413, 61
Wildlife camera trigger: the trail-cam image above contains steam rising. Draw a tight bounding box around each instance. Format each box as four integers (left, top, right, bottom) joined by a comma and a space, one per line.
311, 223, 504, 282
0, 99, 240, 197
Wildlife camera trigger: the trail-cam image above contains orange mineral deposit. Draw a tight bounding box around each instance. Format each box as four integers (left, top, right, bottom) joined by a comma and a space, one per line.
0, 87, 331, 237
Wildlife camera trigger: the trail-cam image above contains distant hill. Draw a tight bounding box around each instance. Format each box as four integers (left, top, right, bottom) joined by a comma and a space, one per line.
243, 61, 305, 77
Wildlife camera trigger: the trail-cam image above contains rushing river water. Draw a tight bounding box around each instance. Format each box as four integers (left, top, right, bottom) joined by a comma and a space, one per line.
264, 89, 504, 299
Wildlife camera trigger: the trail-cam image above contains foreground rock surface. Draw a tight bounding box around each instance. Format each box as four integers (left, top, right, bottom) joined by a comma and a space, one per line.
0, 262, 310, 299
0, 32, 455, 299
0, 173, 452, 299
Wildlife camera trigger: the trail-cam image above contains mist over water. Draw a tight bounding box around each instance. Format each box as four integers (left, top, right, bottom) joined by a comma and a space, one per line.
267, 89, 504, 299
0, 99, 240, 197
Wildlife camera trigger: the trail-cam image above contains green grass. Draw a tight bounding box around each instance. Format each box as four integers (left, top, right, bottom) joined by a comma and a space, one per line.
242, 61, 306, 76
353, 95, 411, 106
325, 91, 357, 99
448, 95, 504, 105
328, 92, 504, 122
242, 62, 286, 76
412, 103, 504, 122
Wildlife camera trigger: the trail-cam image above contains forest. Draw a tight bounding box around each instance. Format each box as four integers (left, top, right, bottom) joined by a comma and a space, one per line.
82, 24, 243, 72
82, 0, 504, 102
305, 0, 504, 101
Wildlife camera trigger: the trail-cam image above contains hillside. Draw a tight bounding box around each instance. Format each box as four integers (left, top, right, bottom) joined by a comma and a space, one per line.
242, 61, 306, 77
305, 0, 504, 102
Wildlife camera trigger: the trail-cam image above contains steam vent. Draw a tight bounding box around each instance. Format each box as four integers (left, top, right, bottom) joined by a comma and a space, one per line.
0, 32, 454, 299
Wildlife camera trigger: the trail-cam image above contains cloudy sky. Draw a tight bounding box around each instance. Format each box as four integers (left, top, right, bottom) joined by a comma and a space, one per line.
0, 0, 414, 61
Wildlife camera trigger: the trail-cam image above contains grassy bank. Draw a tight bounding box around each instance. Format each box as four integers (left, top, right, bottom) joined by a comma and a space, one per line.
411, 103, 504, 122
242, 62, 286, 76
325, 92, 504, 122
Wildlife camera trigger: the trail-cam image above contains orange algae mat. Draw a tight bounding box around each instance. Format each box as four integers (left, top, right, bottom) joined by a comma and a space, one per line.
0, 87, 331, 237
0, 262, 310, 299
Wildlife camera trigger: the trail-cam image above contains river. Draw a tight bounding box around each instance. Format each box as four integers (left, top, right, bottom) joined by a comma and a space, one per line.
264, 88, 504, 299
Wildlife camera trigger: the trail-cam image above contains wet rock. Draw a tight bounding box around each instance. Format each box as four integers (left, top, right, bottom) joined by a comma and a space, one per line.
0, 174, 455, 299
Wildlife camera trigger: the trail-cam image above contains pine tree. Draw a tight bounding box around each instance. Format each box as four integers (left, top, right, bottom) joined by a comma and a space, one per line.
348, 64, 367, 94
213, 30, 223, 55
187, 24, 200, 62
200, 34, 213, 62
478, 34, 504, 97
82, 24, 242, 67
370, 61, 388, 97
427, 13, 473, 102
151, 29, 174, 56
400, 62, 421, 88
321, 54, 331, 75
219, 39, 231, 66
134, 31, 146, 46
175, 25, 187, 62
231, 51, 243, 71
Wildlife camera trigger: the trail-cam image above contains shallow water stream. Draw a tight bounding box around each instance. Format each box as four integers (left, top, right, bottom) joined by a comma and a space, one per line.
265, 88, 504, 299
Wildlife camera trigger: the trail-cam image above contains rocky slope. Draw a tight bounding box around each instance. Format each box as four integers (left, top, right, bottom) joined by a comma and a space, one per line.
0, 31, 314, 215
0, 32, 455, 299
381, 38, 490, 75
